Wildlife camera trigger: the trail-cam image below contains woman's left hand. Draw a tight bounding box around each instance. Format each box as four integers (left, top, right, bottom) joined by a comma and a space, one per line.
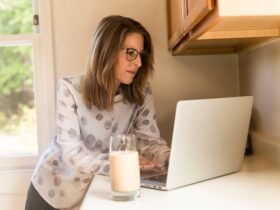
139, 156, 164, 172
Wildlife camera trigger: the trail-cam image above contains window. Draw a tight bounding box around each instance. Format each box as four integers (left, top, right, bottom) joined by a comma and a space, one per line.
0, 0, 55, 169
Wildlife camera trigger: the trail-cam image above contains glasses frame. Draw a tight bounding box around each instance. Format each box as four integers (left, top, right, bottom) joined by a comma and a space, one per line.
122, 48, 145, 62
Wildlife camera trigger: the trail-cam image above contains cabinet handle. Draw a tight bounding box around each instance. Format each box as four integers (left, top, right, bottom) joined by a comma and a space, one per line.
180, 0, 186, 21
185, 0, 189, 16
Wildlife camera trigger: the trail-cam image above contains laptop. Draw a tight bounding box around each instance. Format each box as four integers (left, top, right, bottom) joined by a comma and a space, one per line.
141, 96, 253, 190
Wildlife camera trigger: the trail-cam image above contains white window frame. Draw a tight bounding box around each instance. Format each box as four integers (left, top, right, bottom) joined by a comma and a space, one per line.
0, 0, 55, 170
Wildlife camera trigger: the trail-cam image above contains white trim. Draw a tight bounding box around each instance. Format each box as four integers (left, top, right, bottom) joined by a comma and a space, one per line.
0, 156, 38, 170
0, 34, 33, 46
36, 0, 56, 153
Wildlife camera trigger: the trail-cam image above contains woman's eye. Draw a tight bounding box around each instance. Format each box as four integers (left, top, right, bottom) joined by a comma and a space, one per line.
127, 50, 136, 56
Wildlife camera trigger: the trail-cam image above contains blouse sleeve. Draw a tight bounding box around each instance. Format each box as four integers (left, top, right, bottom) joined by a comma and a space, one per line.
133, 83, 170, 165
55, 79, 109, 175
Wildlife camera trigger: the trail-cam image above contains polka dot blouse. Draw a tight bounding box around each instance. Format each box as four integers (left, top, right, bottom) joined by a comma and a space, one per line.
31, 74, 170, 209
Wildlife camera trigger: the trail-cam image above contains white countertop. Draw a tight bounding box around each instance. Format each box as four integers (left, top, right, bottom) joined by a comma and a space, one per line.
80, 156, 280, 210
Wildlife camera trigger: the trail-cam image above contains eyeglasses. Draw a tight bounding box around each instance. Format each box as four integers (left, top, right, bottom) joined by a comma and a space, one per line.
122, 48, 145, 62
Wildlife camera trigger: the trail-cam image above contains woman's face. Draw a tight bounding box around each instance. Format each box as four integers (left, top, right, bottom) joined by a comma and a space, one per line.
114, 32, 144, 89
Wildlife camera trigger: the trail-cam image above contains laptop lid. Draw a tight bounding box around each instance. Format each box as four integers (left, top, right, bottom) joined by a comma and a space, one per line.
164, 96, 253, 190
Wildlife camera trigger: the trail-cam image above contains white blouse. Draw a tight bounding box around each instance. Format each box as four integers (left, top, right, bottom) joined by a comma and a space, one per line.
31, 74, 170, 209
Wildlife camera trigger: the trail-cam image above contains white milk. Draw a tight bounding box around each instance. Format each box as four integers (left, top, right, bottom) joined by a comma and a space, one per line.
110, 151, 140, 192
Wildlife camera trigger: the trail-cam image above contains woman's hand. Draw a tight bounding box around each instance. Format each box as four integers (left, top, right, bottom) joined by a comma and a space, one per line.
139, 156, 164, 172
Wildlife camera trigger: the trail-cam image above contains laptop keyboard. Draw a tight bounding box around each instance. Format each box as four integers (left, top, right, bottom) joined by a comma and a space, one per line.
145, 174, 167, 183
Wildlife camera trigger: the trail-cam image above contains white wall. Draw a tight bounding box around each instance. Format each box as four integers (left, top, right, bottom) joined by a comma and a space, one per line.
0, 170, 31, 210
239, 40, 280, 138
51, 0, 239, 144
239, 39, 280, 165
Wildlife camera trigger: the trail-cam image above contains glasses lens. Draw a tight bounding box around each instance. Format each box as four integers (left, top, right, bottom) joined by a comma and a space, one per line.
126, 49, 138, 61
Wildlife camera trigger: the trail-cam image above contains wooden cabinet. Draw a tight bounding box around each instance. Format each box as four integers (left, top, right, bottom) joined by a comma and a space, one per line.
167, 0, 280, 55
168, 0, 214, 50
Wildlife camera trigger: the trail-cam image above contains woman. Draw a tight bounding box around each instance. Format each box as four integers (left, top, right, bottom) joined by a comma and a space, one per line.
25, 15, 170, 210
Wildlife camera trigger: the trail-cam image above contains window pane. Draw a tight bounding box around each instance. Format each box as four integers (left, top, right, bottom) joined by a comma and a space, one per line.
0, 0, 33, 35
0, 45, 37, 156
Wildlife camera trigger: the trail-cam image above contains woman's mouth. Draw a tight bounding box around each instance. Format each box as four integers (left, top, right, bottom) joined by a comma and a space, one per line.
127, 70, 137, 76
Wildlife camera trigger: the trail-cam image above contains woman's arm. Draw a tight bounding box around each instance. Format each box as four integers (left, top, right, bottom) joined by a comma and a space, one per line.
133, 83, 170, 166
55, 79, 109, 175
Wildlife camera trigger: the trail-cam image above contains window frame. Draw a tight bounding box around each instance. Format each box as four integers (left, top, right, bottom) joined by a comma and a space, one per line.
0, 0, 55, 170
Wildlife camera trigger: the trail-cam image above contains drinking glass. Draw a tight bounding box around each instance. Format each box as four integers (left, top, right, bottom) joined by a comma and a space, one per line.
109, 134, 140, 201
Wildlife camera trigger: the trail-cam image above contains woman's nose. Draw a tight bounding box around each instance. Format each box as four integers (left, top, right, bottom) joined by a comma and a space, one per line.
134, 54, 142, 67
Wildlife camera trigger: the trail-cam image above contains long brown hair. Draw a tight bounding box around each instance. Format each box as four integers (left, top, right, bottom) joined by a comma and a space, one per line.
82, 15, 154, 111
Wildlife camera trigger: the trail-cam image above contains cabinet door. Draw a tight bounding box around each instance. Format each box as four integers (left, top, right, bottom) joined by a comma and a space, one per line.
183, 0, 215, 34
167, 0, 214, 51
167, 0, 185, 50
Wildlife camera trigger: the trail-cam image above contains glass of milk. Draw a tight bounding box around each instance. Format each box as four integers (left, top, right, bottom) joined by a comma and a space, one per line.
109, 134, 140, 201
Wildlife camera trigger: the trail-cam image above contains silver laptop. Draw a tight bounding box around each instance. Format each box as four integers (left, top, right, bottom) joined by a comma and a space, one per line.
141, 96, 253, 190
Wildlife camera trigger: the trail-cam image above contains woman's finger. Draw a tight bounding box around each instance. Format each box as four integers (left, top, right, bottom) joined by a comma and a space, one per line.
139, 156, 153, 164
140, 164, 156, 171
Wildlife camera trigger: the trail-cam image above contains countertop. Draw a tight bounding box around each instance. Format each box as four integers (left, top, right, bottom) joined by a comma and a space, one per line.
80, 156, 280, 210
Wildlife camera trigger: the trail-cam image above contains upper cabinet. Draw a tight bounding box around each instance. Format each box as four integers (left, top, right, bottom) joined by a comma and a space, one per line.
167, 0, 280, 55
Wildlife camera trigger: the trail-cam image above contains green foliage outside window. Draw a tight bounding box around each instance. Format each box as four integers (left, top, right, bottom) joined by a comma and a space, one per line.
0, 0, 35, 134
0, 0, 33, 34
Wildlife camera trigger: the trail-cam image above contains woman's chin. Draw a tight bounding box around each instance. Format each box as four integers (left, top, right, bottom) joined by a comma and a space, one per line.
121, 79, 134, 85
